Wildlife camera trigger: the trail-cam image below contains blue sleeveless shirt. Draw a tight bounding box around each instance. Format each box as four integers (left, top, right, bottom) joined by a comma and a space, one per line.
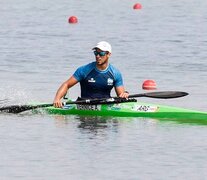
73, 62, 123, 99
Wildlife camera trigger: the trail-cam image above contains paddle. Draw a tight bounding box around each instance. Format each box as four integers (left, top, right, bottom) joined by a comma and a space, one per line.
0, 91, 188, 114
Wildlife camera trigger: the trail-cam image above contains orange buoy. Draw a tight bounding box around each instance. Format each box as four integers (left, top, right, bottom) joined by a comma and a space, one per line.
142, 80, 157, 90
133, 3, 142, 10
68, 16, 78, 24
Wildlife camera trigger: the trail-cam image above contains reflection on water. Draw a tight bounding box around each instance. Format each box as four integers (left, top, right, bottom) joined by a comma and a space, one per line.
53, 114, 119, 130
78, 116, 109, 130
159, 118, 207, 126
53, 113, 207, 128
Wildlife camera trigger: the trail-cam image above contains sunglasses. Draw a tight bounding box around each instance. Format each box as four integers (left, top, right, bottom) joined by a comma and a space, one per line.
93, 51, 108, 56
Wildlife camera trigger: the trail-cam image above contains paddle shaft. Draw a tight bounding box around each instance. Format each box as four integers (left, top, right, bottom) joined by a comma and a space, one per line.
0, 91, 188, 113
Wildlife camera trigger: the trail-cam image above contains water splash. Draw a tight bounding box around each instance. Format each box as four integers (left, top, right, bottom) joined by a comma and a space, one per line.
0, 85, 36, 106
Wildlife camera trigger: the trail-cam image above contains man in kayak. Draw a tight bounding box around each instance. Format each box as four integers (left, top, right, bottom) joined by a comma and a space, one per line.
53, 41, 129, 108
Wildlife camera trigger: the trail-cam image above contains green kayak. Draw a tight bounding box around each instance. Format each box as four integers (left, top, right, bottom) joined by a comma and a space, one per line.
45, 101, 207, 121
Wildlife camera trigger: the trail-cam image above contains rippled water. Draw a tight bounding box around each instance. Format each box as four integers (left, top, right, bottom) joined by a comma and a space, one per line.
0, 0, 207, 179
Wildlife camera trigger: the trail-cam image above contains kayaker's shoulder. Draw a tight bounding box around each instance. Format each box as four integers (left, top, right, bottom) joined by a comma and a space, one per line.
108, 64, 122, 74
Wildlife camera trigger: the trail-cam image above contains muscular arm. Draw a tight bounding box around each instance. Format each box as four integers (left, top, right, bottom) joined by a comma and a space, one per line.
115, 86, 129, 98
53, 76, 78, 107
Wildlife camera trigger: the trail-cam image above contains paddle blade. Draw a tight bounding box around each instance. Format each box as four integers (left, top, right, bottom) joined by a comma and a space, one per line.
143, 91, 188, 99
0, 103, 53, 113
0, 105, 33, 113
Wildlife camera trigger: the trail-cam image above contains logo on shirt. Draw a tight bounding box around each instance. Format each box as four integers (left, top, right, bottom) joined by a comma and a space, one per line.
107, 78, 113, 86
88, 78, 96, 83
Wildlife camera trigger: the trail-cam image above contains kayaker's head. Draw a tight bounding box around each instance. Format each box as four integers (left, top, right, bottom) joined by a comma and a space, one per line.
92, 41, 112, 68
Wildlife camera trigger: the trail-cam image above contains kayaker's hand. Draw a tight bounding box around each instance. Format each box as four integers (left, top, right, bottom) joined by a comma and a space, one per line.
53, 99, 63, 108
119, 91, 129, 99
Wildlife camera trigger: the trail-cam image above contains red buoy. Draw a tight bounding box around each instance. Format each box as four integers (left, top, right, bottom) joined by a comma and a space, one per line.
142, 80, 157, 90
68, 16, 78, 24
133, 3, 142, 10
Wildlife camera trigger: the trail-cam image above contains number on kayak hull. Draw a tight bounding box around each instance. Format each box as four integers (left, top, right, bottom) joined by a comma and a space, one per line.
76, 104, 101, 111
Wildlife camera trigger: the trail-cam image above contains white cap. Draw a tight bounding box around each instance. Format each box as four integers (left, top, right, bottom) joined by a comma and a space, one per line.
93, 41, 112, 53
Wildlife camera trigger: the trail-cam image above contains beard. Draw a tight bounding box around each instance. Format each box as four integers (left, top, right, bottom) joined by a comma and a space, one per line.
96, 57, 109, 69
